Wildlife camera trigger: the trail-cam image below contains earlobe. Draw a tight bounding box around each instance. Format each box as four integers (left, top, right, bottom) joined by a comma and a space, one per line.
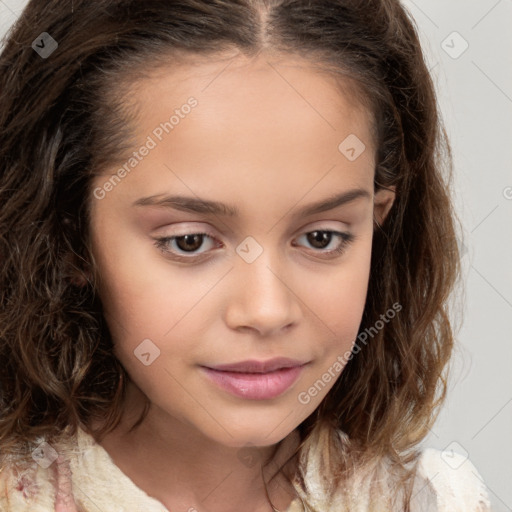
62, 252, 92, 287
69, 271, 91, 287
373, 185, 396, 227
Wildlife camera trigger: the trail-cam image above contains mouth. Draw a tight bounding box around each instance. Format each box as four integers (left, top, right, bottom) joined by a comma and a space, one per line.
200, 358, 310, 400
204, 357, 309, 373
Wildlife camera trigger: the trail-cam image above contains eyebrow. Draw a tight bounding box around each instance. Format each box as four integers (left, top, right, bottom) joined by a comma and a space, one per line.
132, 187, 371, 217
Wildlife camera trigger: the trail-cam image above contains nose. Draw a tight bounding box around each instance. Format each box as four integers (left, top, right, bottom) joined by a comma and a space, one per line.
224, 249, 301, 337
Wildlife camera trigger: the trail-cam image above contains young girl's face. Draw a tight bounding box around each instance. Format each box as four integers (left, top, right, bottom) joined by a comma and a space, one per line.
88, 52, 394, 448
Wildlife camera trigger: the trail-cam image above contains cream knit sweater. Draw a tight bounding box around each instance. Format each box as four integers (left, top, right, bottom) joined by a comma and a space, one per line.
0, 426, 492, 511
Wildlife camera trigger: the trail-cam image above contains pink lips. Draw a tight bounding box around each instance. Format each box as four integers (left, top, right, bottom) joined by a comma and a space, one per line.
201, 357, 308, 400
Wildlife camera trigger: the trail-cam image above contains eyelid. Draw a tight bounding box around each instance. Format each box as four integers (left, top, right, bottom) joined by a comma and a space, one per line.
153, 219, 351, 240
153, 224, 355, 263
154, 230, 219, 260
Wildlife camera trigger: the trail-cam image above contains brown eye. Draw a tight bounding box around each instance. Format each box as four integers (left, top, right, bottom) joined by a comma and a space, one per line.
174, 234, 205, 252
306, 231, 335, 249
294, 230, 355, 258
153, 229, 355, 264
153, 232, 220, 260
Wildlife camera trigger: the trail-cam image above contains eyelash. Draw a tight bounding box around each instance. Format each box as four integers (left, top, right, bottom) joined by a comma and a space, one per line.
153, 229, 356, 263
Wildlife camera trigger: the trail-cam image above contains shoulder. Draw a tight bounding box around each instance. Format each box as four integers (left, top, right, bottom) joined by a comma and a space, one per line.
0, 431, 86, 512
0, 456, 57, 511
1, 426, 169, 512
291, 430, 493, 512
411, 447, 492, 512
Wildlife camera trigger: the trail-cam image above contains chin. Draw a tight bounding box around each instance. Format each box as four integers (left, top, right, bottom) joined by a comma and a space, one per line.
210, 423, 295, 449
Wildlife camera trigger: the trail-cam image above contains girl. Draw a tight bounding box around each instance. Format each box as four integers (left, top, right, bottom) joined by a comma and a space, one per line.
0, 0, 492, 511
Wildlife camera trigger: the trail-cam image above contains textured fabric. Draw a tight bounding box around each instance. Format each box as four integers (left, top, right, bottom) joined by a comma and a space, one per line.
293, 439, 492, 512
288, 431, 491, 512
0, 427, 492, 511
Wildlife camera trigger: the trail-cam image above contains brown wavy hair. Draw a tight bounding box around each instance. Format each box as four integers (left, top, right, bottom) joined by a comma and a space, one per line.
0, 0, 460, 509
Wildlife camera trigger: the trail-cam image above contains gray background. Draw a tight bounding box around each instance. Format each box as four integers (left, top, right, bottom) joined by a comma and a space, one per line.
1, 0, 511, 510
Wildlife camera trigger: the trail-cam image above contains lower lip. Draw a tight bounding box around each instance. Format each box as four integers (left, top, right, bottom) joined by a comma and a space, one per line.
200, 365, 306, 400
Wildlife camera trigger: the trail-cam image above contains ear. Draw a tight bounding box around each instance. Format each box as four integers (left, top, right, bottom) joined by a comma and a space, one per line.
373, 185, 396, 227
69, 270, 92, 287
62, 251, 92, 287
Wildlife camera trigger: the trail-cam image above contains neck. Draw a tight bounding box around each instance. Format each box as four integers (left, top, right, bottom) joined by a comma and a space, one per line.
91, 380, 301, 512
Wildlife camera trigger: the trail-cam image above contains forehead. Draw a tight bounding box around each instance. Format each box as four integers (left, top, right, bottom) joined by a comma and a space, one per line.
93, 51, 376, 218
124, 50, 376, 154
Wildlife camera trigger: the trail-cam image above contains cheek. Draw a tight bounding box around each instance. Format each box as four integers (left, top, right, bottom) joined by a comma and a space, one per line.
295, 243, 372, 406
92, 226, 205, 336
92, 240, 224, 394
307, 235, 372, 340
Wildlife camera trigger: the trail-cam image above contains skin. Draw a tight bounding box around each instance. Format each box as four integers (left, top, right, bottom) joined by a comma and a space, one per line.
87, 50, 395, 512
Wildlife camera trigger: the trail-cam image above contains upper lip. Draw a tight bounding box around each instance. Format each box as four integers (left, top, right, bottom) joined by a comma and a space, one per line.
204, 357, 308, 373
